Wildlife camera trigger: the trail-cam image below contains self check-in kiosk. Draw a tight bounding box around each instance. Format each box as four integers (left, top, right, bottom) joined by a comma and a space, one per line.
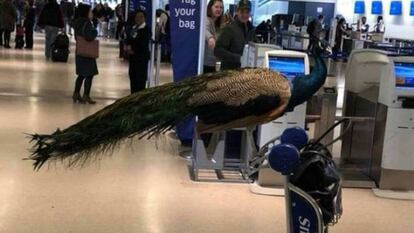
340, 49, 390, 188
341, 49, 414, 198
259, 50, 309, 146
251, 50, 309, 195
373, 57, 414, 198
241, 42, 281, 68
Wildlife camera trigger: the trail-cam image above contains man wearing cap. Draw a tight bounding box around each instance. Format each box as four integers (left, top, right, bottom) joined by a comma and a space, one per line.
215, 0, 256, 71
214, 0, 257, 163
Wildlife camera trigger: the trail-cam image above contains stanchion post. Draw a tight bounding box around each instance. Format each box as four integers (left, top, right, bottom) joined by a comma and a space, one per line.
155, 43, 162, 86
197, 0, 207, 75
148, 0, 158, 87
284, 176, 292, 233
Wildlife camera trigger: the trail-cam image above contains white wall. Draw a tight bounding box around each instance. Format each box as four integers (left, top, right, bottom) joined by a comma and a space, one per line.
335, 0, 414, 40
223, 0, 237, 10
254, 1, 289, 24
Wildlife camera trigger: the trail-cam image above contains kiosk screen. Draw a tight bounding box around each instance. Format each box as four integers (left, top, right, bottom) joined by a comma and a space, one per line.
268, 56, 305, 81
395, 62, 414, 89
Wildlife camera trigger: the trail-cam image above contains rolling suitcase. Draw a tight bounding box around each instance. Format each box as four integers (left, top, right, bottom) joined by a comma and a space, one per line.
51, 33, 70, 63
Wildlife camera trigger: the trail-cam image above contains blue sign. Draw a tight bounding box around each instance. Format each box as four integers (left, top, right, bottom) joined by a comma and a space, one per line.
169, 0, 201, 141
291, 190, 320, 233
354, 1, 365, 14
411, 1, 414, 16
390, 1, 402, 15
371, 1, 383, 15
129, 0, 153, 27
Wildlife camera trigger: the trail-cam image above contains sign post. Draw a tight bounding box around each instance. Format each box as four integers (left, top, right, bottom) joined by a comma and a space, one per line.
169, 0, 205, 142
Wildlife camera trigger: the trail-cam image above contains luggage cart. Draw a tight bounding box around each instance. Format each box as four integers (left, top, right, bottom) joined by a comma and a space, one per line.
267, 128, 329, 233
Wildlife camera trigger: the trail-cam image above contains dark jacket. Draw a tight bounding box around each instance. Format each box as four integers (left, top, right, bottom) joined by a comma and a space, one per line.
93, 8, 105, 19
60, 1, 75, 18
127, 24, 151, 62
73, 18, 99, 77
0, 1, 17, 31
38, 2, 64, 28
24, 6, 36, 28
214, 20, 256, 70
103, 7, 114, 22
307, 19, 323, 39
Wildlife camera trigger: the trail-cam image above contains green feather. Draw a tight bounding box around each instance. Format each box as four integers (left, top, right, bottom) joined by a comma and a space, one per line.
29, 76, 207, 170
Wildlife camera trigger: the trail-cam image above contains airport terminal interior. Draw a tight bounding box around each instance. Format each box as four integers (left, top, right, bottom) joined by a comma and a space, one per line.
1, 0, 414, 232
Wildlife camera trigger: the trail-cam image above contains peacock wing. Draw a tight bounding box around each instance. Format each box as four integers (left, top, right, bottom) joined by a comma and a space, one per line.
188, 68, 291, 132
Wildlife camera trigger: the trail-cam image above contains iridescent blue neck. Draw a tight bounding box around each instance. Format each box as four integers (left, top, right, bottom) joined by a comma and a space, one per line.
286, 52, 327, 112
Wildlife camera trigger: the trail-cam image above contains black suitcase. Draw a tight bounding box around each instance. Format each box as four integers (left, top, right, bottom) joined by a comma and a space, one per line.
54, 33, 70, 50
51, 33, 70, 62
51, 47, 69, 62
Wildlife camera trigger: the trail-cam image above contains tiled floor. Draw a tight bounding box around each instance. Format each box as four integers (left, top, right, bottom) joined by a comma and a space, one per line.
0, 34, 413, 233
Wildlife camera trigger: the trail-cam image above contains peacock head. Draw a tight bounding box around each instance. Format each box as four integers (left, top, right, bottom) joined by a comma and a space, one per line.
286, 39, 329, 112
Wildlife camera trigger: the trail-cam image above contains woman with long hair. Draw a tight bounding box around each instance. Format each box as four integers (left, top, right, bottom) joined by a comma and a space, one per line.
72, 3, 99, 104
204, 0, 224, 73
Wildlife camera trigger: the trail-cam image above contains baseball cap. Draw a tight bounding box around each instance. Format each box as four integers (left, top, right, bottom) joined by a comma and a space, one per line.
237, 0, 252, 11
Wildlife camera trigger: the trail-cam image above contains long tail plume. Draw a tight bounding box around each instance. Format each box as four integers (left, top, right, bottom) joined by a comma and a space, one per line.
28, 80, 204, 170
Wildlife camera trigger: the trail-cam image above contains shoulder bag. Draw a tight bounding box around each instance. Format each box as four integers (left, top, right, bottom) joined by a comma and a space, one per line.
76, 22, 99, 58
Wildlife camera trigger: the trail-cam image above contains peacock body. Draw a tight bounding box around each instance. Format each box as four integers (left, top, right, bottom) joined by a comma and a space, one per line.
29, 45, 327, 170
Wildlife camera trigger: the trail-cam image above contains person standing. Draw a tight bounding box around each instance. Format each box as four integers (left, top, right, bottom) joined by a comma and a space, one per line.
72, 3, 99, 104
115, 2, 125, 40
214, 0, 256, 158
101, 3, 113, 38
307, 14, 324, 51
60, 0, 75, 35
34, 0, 44, 32
0, 0, 4, 47
333, 18, 350, 61
92, 4, 104, 33
204, 0, 224, 74
373, 16, 385, 33
24, 0, 36, 49
0, 0, 17, 49
38, 0, 64, 59
127, 10, 151, 94
214, 0, 256, 71
360, 16, 369, 33
156, 5, 170, 62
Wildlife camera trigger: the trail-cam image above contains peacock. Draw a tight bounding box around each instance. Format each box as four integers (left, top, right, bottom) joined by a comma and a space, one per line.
28, 43, 328, 170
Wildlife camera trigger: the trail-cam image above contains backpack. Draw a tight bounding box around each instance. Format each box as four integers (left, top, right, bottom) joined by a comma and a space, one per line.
290, 142, 342, 225
51, 33, 70, 63
290, 119, 349, 226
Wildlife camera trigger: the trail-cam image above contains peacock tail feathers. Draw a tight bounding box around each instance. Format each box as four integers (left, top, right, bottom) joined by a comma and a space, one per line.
28, 68, 291, 170
29, 78, 205, 170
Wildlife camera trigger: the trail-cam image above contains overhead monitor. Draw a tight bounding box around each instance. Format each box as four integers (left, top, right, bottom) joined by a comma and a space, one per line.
372, 1, 383, 15
354, 1, 365, 14
390, 1, 402, 15
395, 62, 414, 89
